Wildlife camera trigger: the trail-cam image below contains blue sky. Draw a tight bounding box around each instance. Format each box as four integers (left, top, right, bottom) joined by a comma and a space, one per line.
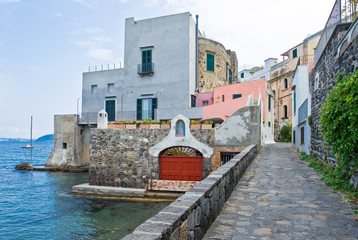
0, 0, 333, 138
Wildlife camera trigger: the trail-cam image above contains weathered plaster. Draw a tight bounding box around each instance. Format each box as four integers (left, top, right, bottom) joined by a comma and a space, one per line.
149, 114, 214, 158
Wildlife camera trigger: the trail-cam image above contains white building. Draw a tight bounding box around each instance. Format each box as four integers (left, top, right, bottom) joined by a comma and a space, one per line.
291, 64, 311, 154
238, 58, 277, 83
81, 12, 200, 123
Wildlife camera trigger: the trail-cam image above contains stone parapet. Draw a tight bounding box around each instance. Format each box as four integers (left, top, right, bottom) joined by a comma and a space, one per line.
122, 144, 257, 240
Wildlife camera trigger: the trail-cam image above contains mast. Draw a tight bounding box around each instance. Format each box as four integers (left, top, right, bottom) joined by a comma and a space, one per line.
30, 116, 33, 168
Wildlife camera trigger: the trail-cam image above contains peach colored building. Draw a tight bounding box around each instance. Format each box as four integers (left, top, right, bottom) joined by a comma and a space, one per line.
200, 79, 266, 121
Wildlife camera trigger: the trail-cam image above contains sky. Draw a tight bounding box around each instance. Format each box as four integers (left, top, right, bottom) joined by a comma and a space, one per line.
0, 0, 334, 139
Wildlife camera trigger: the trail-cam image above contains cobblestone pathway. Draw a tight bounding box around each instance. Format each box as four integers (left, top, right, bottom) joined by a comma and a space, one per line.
204, 143, 358, 240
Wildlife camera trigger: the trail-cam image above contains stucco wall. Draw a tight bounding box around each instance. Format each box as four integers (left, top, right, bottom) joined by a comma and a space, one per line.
82, 12, 197, 121
215, 105, 261, 148
46, 115, 89, 168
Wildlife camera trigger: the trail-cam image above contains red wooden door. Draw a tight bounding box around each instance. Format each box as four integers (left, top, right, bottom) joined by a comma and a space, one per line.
160, 155, 202, 181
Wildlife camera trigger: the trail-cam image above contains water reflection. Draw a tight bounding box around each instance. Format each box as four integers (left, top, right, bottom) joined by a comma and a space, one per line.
0, 141, 170, 240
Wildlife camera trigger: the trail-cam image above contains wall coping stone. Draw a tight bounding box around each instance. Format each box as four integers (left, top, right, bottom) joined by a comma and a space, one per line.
122, 144, 257, 240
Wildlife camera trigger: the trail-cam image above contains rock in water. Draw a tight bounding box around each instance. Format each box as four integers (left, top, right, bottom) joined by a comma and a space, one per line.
15, 162, 31, 170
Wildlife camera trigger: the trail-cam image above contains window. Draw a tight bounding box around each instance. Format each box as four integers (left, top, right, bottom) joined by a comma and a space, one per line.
268, 95, 271, 112
233, 94, 242, 99
108, 83, 114, 93
283, 105, 288, 118
300, 127, 304, 145
141, 49, 152, 73
268, 121, 271, 127
229, 69, 233, 84
240, 72, 244, 78
207, 53, 215, 72
226, 64, 228, 80
294, 91, 296, 114
202, 101, 209, 106
293, 130, 296, 144
137, 98, 157, 120
91, 85, 97, 94
63, 142, 67, 149
222, 95, 225, 102
191, 95, 196, 107
293, 48, 297, 59
284, 78, 288, 89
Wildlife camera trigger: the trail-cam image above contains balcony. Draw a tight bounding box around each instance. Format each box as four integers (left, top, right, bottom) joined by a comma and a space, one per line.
138, 63, 154, 76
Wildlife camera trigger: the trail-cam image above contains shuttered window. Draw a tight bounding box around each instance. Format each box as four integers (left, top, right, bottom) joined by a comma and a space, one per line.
207, 53, 214, 72
137, 98, 157, 120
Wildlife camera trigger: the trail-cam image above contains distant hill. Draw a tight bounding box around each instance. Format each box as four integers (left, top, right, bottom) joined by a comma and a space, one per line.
35, 134, 54, 142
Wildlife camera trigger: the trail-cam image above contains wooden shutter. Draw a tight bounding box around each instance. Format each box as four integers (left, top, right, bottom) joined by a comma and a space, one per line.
137, 99, 142, 120
151, 98, 157, 119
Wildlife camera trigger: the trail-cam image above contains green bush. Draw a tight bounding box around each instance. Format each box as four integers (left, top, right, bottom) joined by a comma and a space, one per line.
277, 124, 292, 142
320, 70, 358, 181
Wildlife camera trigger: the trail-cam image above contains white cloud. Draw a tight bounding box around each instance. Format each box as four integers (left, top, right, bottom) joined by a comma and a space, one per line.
86, 49, 113, 60
72, 27, 103, 35
0, 0, 20, 3
72, 0, 93, 8
54, 12, 63, 17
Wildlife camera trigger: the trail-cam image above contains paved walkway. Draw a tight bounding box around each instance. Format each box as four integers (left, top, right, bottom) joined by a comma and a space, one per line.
204, 143, 358, 240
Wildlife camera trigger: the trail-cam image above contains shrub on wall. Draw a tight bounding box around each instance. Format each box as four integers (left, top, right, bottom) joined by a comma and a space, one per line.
320, 70, 358, 181
277, 124, 292, 142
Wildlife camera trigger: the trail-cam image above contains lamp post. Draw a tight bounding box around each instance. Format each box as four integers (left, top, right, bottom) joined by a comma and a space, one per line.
121, 91, 134, 120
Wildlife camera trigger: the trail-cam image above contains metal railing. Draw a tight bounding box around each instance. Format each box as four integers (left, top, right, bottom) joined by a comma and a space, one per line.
270, 59, 289, 71
314, 0, 358, 64
78, 111, 137, 124
138, 63, 154, 75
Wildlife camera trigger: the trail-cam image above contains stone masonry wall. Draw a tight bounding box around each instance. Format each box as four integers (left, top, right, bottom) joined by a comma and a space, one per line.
310, 23, 358, 189
89, 129, 214, 188
122, 144, 257, 240
198, 37, 238, 93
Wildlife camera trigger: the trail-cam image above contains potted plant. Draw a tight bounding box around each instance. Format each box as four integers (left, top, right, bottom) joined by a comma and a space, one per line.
202, 120, 213, 129
161, 120, 171, 129
150, 119, 160, 129
108, 120, 126, 129
190, 119, 200, 129
140, 118, 151, 129
126, 120, 137, 129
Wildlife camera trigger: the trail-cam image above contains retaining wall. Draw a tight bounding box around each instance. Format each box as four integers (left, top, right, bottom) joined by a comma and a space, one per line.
122, 144, 257, 240
89, 128, 214, 188
310, 22, 358, 189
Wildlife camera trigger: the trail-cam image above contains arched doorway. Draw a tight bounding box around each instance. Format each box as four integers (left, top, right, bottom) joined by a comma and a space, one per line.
159, 146, 203, 181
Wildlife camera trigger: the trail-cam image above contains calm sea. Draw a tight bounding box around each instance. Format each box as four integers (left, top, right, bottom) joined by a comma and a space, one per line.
0, 140, 169, 240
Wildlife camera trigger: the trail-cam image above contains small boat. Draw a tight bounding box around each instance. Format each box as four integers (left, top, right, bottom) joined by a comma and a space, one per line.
21, 144, 33, 149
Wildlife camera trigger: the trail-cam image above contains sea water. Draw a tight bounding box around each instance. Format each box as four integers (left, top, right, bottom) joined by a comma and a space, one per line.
0, 140, 169, 240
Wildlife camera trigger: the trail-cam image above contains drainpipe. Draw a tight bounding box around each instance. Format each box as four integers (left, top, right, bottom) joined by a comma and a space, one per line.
195, 14, 199, 93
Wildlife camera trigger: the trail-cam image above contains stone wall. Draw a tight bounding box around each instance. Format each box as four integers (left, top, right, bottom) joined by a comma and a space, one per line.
310, 23, 358, 189
122, 144, 257, 240
198, 37, 238, 93
89, 128, 215, 188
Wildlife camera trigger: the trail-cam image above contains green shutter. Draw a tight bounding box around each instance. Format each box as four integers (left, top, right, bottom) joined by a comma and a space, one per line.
294, 92, 296, 114
293, 49, 297, 59
136, 99, 142, 120
207, 54, 214, 72
152, 98, 157, 120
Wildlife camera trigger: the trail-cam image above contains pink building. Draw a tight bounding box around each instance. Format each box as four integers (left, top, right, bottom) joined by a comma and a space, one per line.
196, 92, 214, 107
200, 79, 266, 121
